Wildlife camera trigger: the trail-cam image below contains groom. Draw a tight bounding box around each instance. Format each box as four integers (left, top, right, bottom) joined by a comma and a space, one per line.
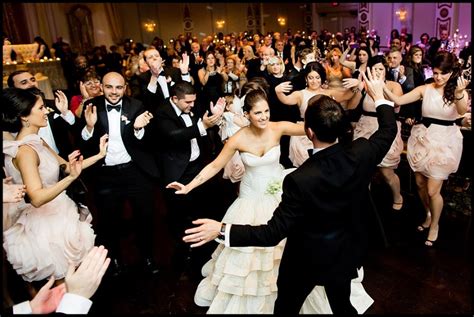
182, 69, 397, 314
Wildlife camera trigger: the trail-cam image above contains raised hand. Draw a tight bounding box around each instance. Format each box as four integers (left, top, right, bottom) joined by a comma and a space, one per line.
166, 181, 189, 194
98, 134, 109, 158
2, 177, 26, 203
183, 219, 222, 248
398, 65, 405, 77
203, 110, 222, 129
455, 76, 469, 94
361, 66, 385, 101
180, 52, 190, 74
65, 245, 111, 299
275, 81, 293, 94
54, 90, 69, 115
210, 97, 226, 116
342, 77, 361, 89
68, 150, 84, 180
29, 277, 66, 314
149, 59, 162, 77
79, 81, 90, 99
133, 111, 154, 129
84, 104, 97, 131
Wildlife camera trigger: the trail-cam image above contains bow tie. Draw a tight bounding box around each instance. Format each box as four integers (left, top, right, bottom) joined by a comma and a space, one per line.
307, 149, 315, 157
106, 103, 121, 112
158, 70, 165, 77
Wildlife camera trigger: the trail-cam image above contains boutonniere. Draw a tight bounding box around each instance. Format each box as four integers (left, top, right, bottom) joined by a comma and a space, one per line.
121, 115, 130, 125
46, 106, 55, 114
166, 76, 172, 83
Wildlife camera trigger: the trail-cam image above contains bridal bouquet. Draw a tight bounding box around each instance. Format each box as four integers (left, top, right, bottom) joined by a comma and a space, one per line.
266, 180, 282, 195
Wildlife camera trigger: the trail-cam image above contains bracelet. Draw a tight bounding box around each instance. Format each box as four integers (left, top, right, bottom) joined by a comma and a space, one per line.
455, 94, 464, 101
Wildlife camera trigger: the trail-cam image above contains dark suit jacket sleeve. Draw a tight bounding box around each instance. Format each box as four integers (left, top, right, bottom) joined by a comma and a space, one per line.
229, 175, 304, 247
367, 103, 397, 165
154, 112, 204, 144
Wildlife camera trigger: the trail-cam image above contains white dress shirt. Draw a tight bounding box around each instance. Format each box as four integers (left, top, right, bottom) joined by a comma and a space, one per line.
169, 100, 207, 162
81, 100, 145, 166
147, 69, 191, 99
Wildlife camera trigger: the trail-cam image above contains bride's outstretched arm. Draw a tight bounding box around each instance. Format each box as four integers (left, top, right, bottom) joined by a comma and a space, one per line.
277, 121, 305, 136
166, 136, 239, 194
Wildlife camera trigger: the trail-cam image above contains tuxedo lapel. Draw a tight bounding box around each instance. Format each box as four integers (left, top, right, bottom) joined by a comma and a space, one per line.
120, 99, 129, 135
98, 99, 109, 133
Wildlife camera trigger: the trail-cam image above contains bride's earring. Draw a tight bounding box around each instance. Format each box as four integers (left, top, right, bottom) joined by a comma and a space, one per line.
24, 120, 30, 128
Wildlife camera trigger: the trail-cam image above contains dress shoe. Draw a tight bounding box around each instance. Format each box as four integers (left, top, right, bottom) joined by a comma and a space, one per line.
143, 258, 160, 276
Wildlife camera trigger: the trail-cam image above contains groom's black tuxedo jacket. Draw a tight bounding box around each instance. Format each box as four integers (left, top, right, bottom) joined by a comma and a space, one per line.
77, 95, 159, 178
229, 103, 397, 285
153, 100, 209, 186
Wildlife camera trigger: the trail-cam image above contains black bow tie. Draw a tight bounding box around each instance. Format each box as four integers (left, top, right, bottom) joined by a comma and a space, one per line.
307, 149, 315, 157
158, 70, 165, 77
106, 104, 121, 112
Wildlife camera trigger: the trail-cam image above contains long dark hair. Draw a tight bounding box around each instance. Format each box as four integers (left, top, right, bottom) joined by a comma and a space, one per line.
404, 45, 424, 73
432, 51, 462, 105
304, 61, 327, 84
2, 87, 41, 132
355, 46, 372, 69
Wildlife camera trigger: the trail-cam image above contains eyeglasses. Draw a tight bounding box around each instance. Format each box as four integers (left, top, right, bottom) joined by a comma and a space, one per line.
84, 80, 100, 87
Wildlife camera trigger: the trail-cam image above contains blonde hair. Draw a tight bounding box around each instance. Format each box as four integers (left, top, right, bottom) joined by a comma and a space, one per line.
266, 56, 285, 75
243, 45, 256, 61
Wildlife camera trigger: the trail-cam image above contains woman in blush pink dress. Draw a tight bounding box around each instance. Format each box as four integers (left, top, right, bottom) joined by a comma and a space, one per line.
383, 51, 469, 247
351, 55, 404, 211
2, 87, 108, 286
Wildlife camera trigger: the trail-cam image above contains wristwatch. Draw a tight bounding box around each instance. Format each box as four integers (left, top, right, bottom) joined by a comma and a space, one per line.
219, 223, 226, 240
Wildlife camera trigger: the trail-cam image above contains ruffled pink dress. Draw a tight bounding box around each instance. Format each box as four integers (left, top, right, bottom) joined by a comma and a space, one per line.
353, 93, 404, 168
407, 85, 463, 180
289, 89, 318, 167
3, 134, 95, 282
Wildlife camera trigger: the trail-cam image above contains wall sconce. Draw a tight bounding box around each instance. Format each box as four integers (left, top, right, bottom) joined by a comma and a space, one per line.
216, 20, 225, 29
278, 17, 286, 26
144, 21, 156, 32
395, 8, 407, 21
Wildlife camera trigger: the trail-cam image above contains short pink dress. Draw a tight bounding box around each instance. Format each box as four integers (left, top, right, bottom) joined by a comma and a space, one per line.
407, 85, 463, 180
353, 93, 404, 168
3, 134, 95, 282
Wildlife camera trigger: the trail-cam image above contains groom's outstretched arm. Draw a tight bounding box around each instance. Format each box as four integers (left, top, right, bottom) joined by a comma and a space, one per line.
183, 174, 304, 248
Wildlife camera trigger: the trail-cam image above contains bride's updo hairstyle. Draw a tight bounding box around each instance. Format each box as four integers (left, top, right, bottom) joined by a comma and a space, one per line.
242, 89, 268, 113
2, 87, 41, 132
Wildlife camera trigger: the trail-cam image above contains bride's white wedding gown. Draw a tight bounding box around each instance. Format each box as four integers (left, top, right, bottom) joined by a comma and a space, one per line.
194, 145, 374, 314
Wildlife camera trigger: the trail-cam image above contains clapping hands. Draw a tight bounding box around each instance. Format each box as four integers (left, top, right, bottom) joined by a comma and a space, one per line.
210, 97, 226, 116
54, 90, 69, 115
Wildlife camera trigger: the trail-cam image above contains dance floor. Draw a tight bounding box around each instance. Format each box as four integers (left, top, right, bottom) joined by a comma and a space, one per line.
4, 161, 471, 314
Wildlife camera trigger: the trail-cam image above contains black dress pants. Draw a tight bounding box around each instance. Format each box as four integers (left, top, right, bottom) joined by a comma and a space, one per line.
95, 162, 155, 261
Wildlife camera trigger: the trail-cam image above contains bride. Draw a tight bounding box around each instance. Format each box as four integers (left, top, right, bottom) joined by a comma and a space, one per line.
167, 86, 373, 314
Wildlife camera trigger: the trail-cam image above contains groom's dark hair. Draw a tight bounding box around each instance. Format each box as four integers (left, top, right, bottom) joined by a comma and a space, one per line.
170, 81, 195, 100
304, 95, 352, 144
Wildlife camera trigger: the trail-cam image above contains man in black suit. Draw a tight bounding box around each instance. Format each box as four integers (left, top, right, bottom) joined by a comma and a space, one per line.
79, 71, 159, 277
153, 81, 223, 280
130, 47, 191, 113
7, 70, 76, 160
182, 69, 397, 314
